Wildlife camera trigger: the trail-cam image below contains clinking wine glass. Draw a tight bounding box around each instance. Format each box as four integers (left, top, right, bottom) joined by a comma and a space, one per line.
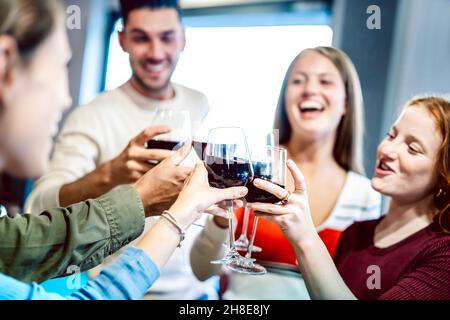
204, 127, 253, 265
146, 108, 192, 153
227, 146, 287, 275
234, 132, 275, 253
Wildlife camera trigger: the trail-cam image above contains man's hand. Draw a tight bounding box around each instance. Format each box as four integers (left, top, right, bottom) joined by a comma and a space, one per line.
134, 140, 193, 216
101, 125, 174, 186
59, 125, 175, 207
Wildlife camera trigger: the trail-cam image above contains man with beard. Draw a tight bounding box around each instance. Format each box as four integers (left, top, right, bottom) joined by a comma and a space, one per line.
25, 0, 213, 299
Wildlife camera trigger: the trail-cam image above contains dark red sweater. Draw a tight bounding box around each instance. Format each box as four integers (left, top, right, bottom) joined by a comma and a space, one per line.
334, 218, 450, 300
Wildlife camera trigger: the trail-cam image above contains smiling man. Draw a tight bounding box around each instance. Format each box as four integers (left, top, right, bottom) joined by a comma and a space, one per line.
25, 0, 212, 300
121, 0, 185, 100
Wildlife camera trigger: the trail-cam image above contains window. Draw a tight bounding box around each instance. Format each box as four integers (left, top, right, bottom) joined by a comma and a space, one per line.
104, 11, 332, 145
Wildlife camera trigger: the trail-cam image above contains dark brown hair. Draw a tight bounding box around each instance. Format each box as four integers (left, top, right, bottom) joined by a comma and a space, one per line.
273, 46, 365, 174
120, 0, 181, 25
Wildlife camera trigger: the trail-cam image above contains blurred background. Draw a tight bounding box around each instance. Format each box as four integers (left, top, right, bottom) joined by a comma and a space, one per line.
2, 0, 450, 215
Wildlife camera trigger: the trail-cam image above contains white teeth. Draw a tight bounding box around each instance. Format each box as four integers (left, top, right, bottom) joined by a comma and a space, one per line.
300, 101, 324, 111
145, 64, 165, 72
380, 162, 390, 171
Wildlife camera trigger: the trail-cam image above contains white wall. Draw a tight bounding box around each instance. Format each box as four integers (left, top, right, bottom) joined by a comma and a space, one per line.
381, 0, 450, 139
64, 0, 110, 110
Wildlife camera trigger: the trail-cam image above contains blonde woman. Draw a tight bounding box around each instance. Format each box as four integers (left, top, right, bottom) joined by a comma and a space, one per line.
191, 47, 382, 299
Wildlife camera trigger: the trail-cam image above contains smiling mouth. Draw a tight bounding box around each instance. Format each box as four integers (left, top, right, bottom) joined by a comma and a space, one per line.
298, 101, 325, 114
377, 160, 395, 173
142, 63, 167, 74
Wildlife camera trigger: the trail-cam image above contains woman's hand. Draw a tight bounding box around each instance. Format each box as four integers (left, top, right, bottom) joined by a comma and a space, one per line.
246, 160, 316, 246
133, 140, 192, 216
136, 160, 246, 271
168, 161, 248, 231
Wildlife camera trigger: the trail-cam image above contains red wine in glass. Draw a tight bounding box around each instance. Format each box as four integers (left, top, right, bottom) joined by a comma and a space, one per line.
205, 128, 253, 267
246, 178, 285, 203
205, 155, 252, 188
245, 161, 286, 203
146, 139, 184, 151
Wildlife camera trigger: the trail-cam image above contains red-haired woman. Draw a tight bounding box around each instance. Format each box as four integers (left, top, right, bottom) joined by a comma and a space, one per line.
250, 96, 450, 299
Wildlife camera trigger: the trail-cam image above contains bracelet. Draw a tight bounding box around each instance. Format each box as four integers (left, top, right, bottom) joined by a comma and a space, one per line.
161, 211, 185, 248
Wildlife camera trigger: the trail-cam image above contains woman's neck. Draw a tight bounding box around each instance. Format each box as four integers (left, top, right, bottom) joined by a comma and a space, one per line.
378, 195, 435, 237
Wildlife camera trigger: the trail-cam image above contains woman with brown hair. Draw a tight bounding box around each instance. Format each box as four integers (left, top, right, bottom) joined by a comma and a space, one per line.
251, 96, 450, 299
0, 0, 246, 300
191, 47, 382, 299
0, 0, 186, 282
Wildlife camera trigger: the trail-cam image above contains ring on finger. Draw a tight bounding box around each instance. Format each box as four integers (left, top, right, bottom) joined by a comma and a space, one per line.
280, 191, 291, 205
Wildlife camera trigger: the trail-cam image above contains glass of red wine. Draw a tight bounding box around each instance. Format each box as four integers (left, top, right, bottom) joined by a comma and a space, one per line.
227, 146, 287, 275
234, 131, 276, 253
204, 127, 253, 266
146, 108, 192, 153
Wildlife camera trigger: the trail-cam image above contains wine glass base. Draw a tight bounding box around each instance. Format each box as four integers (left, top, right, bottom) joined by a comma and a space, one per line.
226, 260, 267, 275
210, 249, 243, 265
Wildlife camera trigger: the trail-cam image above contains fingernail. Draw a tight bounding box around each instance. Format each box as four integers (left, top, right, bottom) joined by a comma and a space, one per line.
240, 187, 248, 196
253, 179, 260, 186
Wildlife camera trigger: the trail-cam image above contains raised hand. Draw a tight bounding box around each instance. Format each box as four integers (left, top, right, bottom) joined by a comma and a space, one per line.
246, 160, 316, 246
168, 161, 248, 231
104, 125, 175, 186
133, 139, 193, 216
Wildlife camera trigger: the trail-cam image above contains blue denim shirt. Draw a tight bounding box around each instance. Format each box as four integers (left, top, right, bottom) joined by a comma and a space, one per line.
0, 247, 160, 300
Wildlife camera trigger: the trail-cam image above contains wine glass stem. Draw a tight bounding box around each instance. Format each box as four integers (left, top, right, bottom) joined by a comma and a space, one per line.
246, 216, 260, 259
228, 200, 236, 250
241, 206, 250, 237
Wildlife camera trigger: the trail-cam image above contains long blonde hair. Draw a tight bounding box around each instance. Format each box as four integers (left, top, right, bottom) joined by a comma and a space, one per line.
273, 46, 365, 174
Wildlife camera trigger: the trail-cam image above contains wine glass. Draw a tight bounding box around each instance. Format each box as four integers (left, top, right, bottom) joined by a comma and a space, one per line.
204, 127, 253, 265
227, 146, 287, 275
146, 108, 192, 152
234, 133, 275, 253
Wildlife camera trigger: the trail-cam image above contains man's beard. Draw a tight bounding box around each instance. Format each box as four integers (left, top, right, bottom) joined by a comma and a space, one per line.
132, 71, 172, 95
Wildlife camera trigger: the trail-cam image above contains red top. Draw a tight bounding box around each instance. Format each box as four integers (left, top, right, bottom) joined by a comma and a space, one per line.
235, 208, 344, 271
334, 218, 450, 300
